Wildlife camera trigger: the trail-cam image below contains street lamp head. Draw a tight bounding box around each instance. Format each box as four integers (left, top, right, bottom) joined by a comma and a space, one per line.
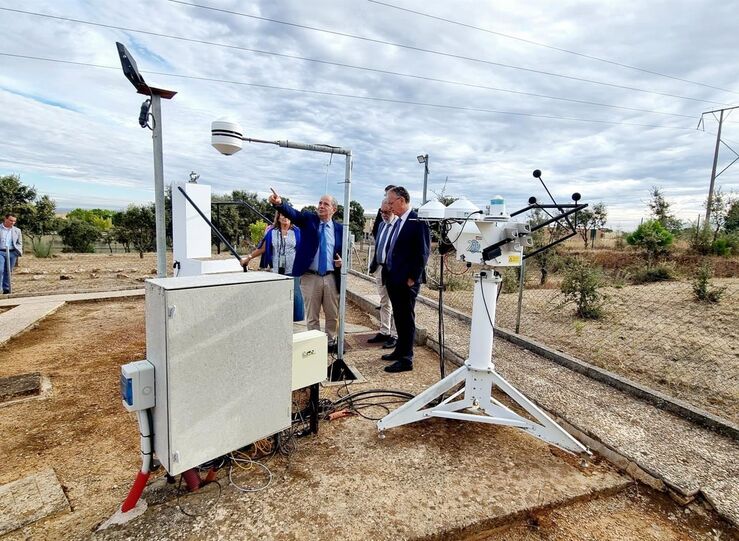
116, 42, 148, 93
417, 154, 426, 164
211, 119, 243, 155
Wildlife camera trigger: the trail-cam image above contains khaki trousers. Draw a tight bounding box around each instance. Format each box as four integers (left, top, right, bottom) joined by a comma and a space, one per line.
373, 265, 396, 338
300, 273, 339, 341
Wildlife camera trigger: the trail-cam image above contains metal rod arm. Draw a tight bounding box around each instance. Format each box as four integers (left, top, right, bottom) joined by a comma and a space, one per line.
523, 231, 577, 260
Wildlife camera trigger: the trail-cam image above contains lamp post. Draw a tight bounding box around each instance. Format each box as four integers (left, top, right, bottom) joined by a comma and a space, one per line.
116, 42, 177, 278
417, 154, 429, 205
211, 120, 353, 361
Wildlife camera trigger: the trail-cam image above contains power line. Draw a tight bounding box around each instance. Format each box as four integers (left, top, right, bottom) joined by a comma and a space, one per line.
367, 0, 739, 97
0, 51, 697, 131
162, 1, 727, 106
0, 8, 697, 120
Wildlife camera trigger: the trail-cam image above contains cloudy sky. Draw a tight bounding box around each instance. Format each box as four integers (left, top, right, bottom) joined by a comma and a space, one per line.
0, 0, 737, 230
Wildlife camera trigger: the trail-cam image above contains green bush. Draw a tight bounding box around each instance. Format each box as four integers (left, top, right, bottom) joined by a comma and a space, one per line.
31, 238, 53, 258
499, 267, 521, 294
693, 263, 726, 303
58, 219, 100, 253
630, 263, 675, 284
559, 258, 606, 319
688, 224, 712, 255
711, 236, 734, 256
626, 219, 673, 266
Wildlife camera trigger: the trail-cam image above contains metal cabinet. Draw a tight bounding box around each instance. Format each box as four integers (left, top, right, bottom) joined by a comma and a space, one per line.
145, 272, 293, 475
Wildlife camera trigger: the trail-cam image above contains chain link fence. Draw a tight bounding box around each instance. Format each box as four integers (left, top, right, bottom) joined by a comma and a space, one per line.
351, 241, 739, 425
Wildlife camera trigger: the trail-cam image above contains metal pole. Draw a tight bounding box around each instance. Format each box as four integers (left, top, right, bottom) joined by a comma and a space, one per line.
151, 95, 167, 278
515, 257, 525, 333
705, 109, 724, 225
5, 245, 11, 295
422, 155, 429, 205
337, 152, 352, 361
216, 203, 221, 254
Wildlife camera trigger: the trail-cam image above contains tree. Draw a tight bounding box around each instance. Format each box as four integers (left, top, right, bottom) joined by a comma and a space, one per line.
725, 200, 739, 233
647, 186, 682, 233
58, 219, 101, 253
335, 200, 366, 240
626, 219, 673, 267
22, 195, 57, 244
560, 258, 605, 319
576, 202, 608, 248
704, 188, 737, 241
115, 204, 156, 258
0, 174, 37, 215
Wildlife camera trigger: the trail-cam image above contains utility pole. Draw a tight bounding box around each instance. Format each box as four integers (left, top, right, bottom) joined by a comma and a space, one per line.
698, 105, 739, 225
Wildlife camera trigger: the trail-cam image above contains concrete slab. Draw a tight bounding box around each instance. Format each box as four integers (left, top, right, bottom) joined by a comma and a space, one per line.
0, 468, 71, 536
0, 289, 144, 307
0, 301, 66, 347
0, 372, 41, 403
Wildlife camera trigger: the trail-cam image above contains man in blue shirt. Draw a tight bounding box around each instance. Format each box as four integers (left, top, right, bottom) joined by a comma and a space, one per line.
269, 189, 343, 346
0, 213, 22, 295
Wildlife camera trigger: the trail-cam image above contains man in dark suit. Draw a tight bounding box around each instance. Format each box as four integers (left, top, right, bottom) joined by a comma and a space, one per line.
381, 186, 430, 373
269, 188, 343, 345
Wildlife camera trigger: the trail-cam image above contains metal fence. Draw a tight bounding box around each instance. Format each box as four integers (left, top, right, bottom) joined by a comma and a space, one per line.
351, 242, 739, 425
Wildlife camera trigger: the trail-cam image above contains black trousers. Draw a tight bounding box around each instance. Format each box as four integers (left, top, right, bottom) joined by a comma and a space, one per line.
386, 281, 420, 364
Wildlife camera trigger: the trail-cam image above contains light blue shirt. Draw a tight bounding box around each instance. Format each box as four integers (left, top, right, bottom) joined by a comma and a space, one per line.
375, 215, 397, 265
1, 226, 13, 250
309, 220, 335, 272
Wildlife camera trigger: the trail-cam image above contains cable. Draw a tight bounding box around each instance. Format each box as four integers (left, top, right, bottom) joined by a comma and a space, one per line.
228, 454, 273, 493
479, 272, 497, 331
163, 1, 727, 105
366, 0, 739, 97
0, 52, 705, 131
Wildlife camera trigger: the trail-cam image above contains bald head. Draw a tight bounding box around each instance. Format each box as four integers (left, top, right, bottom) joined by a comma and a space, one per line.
317, 194, 338, 221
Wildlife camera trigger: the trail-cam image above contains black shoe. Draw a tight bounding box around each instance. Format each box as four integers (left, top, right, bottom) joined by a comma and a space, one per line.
382, 337, 397, 349
384, 361, 413, 373
381, 352, 400, 361
367, 333, 390, 344
2, 290, 8, 294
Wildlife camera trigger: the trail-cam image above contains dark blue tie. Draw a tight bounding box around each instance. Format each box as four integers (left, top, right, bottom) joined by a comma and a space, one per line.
318, 223, 328, 275
385, 219, 402, 270
376, 222, 390, 264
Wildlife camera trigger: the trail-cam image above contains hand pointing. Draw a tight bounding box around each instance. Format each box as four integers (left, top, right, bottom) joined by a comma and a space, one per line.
268, 187, 282, 206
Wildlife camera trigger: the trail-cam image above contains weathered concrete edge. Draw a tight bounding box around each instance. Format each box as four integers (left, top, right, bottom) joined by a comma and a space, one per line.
349, 271, 738, 441
0, 302, 66, 348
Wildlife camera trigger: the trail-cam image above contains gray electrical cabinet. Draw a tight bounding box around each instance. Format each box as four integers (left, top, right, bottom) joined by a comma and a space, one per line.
145, 272, 293, 475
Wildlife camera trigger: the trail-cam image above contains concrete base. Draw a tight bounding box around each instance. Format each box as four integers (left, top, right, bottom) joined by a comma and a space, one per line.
96, 500, 148, 531
0, 469, 70, 536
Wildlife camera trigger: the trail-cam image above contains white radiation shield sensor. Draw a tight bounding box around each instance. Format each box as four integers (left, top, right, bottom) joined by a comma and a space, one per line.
211, 119, 243, 155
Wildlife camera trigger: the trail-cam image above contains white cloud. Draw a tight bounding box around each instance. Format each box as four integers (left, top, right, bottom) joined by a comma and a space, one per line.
0, 0, 737, 229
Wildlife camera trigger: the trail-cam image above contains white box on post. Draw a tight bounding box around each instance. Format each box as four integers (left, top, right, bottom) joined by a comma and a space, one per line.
145, 271, 293, 475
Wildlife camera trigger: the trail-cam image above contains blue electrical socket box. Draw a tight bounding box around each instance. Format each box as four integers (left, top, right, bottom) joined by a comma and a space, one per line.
120, 360, 155, 412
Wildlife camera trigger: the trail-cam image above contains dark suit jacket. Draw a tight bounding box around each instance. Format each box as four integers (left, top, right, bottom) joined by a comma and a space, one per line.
383, 210, 430, 287
371, 208, 383, 239
274, 202, 343, 288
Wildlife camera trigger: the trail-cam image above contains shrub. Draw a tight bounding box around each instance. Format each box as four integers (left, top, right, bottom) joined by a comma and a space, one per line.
693, 263, 726, 303
626, 219, 673, 266
249, 220, 268, 247
58, 219, 100, 253
559, 258, 606, 319
688, 223, 712, 255
711, 237, 732, 256
31, 238, 53, 258
499, 267, 521, 294
630, 263, 676, 284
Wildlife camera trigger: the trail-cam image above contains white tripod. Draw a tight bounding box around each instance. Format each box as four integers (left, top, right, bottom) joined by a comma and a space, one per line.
377, 269, 588, 455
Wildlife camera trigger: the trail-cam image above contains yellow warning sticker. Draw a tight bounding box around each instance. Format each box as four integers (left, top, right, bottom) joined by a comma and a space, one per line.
508, 255, 521, 264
